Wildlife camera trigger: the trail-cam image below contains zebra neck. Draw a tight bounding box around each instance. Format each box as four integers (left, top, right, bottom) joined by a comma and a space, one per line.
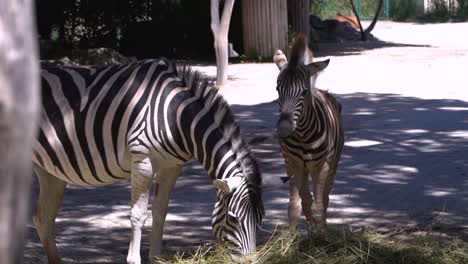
193, 127, 242, 180
178, 99, 242, 180
296, 95, 326, 137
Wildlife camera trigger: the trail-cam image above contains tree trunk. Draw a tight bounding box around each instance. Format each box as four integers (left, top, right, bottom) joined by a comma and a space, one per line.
242, 0, 288, 57
0, 0, 40, 263
211, 0, 235, 88
288, 0, 310, 38
213, 35, 229, 86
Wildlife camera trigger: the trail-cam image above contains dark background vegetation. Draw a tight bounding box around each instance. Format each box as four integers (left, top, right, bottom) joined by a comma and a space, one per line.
36, 0, 468, 60
37, 0, 244, 60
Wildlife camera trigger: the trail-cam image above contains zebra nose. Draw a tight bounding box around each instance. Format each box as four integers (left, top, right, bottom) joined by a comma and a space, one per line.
277, 123, 292, 138
276, 113, 293, 138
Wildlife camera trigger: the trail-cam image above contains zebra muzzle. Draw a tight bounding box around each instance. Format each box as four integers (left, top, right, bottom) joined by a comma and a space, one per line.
276, 112, 294, 138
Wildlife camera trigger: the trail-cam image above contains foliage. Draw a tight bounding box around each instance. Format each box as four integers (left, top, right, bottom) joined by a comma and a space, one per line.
37, 0, 150, 46
287, 29, 299, 51
312, 0, 467, 21
424, 0, 453, 21
360, 0, 386, 18
389, 0, 468, 21
36, 0, 244, 59
423, 0, 468, 21
244, 49, 263, 62
154, 227, 468, 264
310, 0, 384, 19
457, 0, 468, 17
389, 0, 419, 21
311, 0, 352, 19
50, 26, 61, 42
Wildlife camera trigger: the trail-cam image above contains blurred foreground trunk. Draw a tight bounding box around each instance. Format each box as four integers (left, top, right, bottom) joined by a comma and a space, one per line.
0, 0, 40, 263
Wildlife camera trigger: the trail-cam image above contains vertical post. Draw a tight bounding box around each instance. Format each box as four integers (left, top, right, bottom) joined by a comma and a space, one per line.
357, 0, 362, 18
0, 0, 40, 263
384, 0, 389, 19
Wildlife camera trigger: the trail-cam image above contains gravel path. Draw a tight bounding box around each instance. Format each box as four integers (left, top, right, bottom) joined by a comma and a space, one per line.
25, 22, 468, 263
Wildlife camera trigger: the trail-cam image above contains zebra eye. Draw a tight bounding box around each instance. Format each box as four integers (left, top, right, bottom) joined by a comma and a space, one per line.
301, 90, 307, 96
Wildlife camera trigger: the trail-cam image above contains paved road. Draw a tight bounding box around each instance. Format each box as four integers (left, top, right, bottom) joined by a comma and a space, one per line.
25, 22, 468, 263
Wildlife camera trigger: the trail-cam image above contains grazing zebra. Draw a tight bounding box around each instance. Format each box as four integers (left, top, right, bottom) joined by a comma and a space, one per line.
33, 59, 264, 264
272, 34, 344, 233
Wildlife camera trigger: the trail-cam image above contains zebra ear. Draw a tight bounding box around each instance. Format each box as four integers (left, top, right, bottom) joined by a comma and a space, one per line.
307, 59, 330, 75
213, 177, 243, 193
273, 50, 288, 71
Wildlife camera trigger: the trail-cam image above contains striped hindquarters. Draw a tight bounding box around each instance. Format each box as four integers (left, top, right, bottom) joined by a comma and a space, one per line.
34, 59, 176, 186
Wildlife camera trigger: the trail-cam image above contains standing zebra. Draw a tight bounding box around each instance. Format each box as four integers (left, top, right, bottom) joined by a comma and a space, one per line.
272, 34, 344, 233
34, 59, 264, 264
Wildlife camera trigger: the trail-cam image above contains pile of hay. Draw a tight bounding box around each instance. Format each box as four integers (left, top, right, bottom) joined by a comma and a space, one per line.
155, 227, 468, 264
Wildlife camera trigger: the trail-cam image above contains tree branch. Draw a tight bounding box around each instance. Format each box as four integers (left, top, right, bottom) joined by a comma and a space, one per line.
349, 0, 367, 41
211, 0, 220, 32
220, 0, 235, 29
365, 0, 383, 34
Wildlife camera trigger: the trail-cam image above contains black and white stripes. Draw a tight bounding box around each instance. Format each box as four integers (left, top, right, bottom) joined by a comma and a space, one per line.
33, 59, 263, 263
273, 34, 344, 232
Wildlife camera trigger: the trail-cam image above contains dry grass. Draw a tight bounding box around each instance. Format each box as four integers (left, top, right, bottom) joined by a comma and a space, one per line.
154, 226, 468, 264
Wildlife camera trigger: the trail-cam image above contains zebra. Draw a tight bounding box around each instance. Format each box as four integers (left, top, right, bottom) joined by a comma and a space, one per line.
272, 34, 344, 234
33, 58, 264, 264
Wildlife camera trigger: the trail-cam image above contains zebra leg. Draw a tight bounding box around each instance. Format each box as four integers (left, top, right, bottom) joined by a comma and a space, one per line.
323, 166, 338, 214
298, 174, 314, 229
308, 162, 333, 235
285, 158, 307, 231
127, 155, 153, 264
148, 166, 182, 259
32, 166, 66, 264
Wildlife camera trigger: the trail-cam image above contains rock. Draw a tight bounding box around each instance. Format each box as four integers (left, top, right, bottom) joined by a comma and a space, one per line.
309, 15, 377, 43
336, 13, 360, 30
228, 43, 239, 58
73, 48, 137, 66
41, 47, 137, 66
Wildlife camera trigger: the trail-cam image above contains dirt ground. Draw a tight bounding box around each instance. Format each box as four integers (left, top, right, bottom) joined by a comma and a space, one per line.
25, 22, 468, 263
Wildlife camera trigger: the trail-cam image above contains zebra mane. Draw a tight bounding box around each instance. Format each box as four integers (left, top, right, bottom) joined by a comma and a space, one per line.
289, 33, 309, 68
175, 64, 263, 195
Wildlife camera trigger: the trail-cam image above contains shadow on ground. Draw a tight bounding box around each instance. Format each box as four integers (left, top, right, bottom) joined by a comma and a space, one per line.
180, 40, 431, 66
314, 40, 431, 57
25, 93, 468, 263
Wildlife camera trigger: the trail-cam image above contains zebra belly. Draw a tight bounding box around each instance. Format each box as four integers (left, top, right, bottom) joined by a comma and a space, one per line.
32, 159, 131, 186
281, 138, 330, 162
33, 137, 132, 186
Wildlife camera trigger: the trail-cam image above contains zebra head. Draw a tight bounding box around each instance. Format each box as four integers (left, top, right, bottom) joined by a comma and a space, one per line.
273, 35, 330, 138
212, 157, 264, 258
